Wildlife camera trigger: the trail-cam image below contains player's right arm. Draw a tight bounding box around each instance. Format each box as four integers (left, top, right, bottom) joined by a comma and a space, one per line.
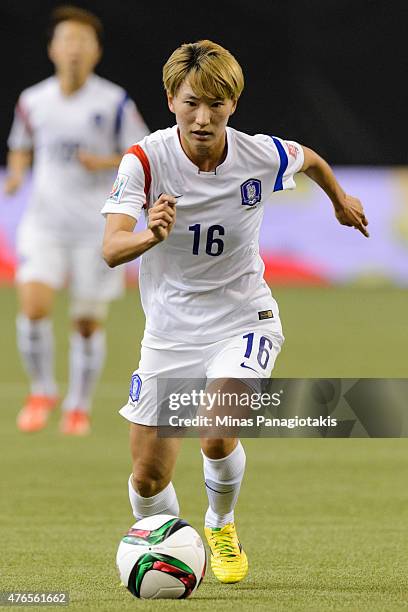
102, 146, 177, 267
102, 147, 177, 267
103, 194, 176, 267
4, 90, 34, 195
4, 149, 32, 195
4, 94, 33, 195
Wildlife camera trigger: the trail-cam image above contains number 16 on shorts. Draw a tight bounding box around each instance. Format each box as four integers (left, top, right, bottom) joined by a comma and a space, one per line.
238, 331, 282, 378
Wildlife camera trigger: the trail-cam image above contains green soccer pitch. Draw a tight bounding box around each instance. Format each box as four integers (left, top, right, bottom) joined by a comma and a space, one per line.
0, 286, 407, 611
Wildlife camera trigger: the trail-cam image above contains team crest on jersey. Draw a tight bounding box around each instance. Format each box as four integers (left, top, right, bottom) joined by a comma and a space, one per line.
92, 113, 105, 127
129, 373, 142, 402
240, 179, 262, 206
109, 173, 129, 203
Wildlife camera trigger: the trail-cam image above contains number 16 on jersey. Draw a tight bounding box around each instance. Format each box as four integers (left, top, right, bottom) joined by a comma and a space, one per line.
189, 224, 225, 256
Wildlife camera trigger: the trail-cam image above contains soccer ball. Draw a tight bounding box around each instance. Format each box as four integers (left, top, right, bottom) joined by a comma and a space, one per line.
116, 514, 206, 599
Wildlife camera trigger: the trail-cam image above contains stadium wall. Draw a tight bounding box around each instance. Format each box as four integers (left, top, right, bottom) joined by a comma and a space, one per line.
0, 0, 405, 166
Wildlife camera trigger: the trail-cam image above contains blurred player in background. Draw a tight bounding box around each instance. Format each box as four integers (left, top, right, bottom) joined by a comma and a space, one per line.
102, 41, 368, 583
4, 6, 149, 435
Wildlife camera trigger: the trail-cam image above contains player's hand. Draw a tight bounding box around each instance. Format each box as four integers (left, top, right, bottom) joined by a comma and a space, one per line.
148, 194, 177, 242
3, 174, 23, 195
334, 194, 369, 238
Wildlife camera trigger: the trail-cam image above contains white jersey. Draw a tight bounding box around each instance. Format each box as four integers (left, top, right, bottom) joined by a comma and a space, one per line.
8, 74, 149, 244
102, 125, 304, 342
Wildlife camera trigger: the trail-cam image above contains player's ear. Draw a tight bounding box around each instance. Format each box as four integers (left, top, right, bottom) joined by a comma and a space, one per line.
47, 42, 55, 63
95, 45, 103, 65
229, 99, 238, 116
167, 93, 175, 114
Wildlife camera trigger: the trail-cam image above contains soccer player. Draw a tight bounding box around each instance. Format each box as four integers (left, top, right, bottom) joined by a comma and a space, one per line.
102, 41, 368, 583
4, 6, 149, 435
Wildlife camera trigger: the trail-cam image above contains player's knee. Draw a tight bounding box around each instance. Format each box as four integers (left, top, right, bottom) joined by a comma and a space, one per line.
71, 299, 108, 331
74, 318, 100, 338
21, 305, 51, 320
18, 282, 54, 319
131, 469, 170, 498
201, 438, 238, 459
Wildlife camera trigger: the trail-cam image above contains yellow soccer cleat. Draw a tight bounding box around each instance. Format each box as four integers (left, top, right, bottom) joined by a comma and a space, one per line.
204, 523, 248, 584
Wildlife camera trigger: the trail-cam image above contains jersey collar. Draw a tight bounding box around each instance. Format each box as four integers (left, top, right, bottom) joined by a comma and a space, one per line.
55, 74, 96, 101
173, 125, 234, 176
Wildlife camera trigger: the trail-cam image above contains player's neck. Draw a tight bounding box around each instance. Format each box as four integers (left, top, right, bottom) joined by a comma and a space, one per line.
57, 72, 90, 96
180, 134, 228, 172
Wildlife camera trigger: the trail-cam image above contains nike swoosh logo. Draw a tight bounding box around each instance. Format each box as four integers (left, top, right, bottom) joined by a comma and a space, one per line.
240, 362, 258, 373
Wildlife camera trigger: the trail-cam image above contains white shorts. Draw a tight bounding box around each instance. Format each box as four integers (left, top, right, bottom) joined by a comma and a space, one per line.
119, 326, 284, 426
16, 224, 124, 303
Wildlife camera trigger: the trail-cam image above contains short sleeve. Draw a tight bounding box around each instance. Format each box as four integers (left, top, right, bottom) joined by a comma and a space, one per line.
101, 152, 146, 221
114, 93, 150, 152
270, 136, 304, 191
7, 95, 33, 151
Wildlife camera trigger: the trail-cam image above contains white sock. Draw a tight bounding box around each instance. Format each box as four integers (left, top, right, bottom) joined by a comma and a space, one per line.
62, 330, 106, 413
202, 441, 246, 528
128, 475, 180, 521
16, 314, 57, 396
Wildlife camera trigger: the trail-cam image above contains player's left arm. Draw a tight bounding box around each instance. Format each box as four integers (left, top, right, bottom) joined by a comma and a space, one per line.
300, 146, 369, 238
78, 95, 149, 172
77, 150, 122, 171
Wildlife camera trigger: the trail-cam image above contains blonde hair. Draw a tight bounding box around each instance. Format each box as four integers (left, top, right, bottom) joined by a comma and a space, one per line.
163, 40, 244, 101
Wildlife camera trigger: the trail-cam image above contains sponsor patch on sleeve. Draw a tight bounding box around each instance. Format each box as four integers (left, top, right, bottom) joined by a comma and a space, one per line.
108, 173, 129, 203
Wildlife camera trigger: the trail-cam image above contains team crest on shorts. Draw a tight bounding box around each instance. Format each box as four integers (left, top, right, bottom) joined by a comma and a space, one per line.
240, 179, 262, 206
129, 373, 142, 402
109, 173, 129, 203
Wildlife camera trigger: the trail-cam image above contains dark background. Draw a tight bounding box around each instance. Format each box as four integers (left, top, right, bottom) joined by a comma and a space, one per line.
0, 0, 407, 165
